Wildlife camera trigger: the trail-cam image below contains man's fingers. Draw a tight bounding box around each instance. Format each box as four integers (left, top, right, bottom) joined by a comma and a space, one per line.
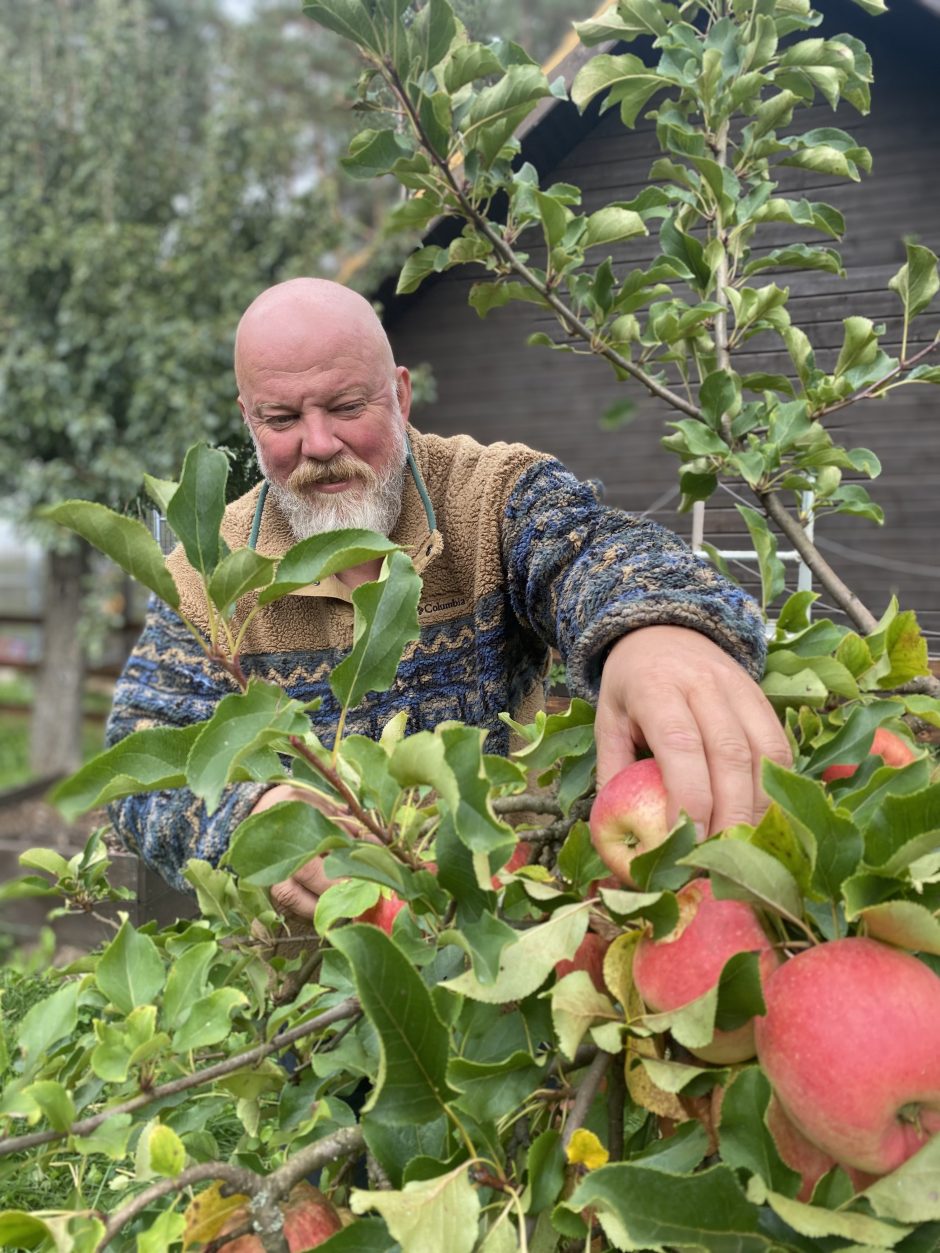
271, 875, 320, 920
638, 697, 714, 836
593, 703, 639, 792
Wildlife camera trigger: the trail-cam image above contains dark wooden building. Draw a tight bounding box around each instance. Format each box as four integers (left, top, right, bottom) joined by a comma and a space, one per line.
379, 0, 940, 647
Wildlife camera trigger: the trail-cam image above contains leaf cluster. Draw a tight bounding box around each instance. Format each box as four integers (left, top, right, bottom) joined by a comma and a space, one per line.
3, 436, 939, 1251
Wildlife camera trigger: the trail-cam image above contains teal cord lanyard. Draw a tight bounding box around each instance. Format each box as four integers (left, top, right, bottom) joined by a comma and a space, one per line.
248, 480, 269, 551
247, 433, 436, 550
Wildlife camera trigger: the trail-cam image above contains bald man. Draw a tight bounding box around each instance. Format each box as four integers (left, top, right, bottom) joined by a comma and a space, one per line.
106, 278, 790, 914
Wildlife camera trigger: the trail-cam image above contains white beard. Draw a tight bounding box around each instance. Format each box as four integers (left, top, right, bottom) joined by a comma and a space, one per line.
257, 418, 408, 542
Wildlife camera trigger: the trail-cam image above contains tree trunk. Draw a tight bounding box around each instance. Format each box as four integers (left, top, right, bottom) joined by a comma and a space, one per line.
29, 544, 89, 778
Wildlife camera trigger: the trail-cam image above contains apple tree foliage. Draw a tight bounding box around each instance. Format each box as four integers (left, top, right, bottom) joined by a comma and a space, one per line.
3, 1, 940, 1251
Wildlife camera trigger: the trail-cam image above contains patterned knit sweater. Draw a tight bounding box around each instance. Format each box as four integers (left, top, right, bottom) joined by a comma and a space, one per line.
106, 428, 767, 891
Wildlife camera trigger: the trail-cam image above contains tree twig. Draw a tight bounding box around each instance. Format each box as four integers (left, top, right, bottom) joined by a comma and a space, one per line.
382, 60, 703, 421
96, 1127, 366, 1252
560, 1051, 611, 1149
0, 998, 360, 1158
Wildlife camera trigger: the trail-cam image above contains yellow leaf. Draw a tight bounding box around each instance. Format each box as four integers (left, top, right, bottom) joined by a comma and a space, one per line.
565, 1129, 610, 1171
183, 1181, 250, 1249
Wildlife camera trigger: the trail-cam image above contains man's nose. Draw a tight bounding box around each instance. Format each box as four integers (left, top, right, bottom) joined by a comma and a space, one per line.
299, 412, 344, 461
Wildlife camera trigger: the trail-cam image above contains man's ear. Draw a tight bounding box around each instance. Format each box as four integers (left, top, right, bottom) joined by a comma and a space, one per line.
237, 396, 250, 425
395, 366, 412, 424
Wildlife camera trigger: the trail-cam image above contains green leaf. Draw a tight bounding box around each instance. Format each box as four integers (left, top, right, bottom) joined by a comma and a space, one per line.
736, 505, 785, 612
640, 951, 764, 1051
38, 501, 179, 609
864, 785, 940, 875
142, 474, 178, 515
863, 1135, 940, 1223
21, 1079, 75, 1132
571, 54, 665, 127
260, 529, 400, 604
410, 0, 457, 71
574, 0, 677, 43
331, 924, 458, 1124
143, 1123, 186, 1178
889, 242, 939, 320
558, 821, 607, 892
681, 838, 804, 925
442, 910, 519, 986
699, 370, 740, 430
391, 724, 509, 855
558, 1162, 778, 1252
227, 801, 345, 886
162, 941, 217, 1030
52, 724, 201, 821
75, 1113, 134, 1159
742, 244, 844, 279
440, 901, 591, 1002
525, 1129, 566, 1214
552, 971, 617, 1061
350, 1164, 480, 1253
583, 206, 647, 248
331, 549, 421, 710
96, 915, 166, 1014
805, 699, 898, 777
834, 316, 879, 378
172, 987, 248, 1052
136, 1208, 187, 1253
448, 1050, 544, 1122
207, 548, 275, 618
314, 878, 382, 933
166, 443, 229, 578
342, 127, 417, 179
761, 1185, 913, 1244
463, 64, 551, 166
315, 1219, 399, 1253
396, 244, 450, 295
187, 678, 309, 814
509, 697, 596, 773
302, 0, 393, 53
854, 901, 940, 956
631, 817, 698, 892
442, 43, 503, 92
660, 214, 712, 292
716, 1067, 801, 1196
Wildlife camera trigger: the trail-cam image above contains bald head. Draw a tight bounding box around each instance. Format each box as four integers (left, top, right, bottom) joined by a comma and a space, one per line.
234, 278, 395, 395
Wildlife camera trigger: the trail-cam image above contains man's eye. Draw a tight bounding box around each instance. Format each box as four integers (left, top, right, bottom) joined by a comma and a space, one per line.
264, 414, 297, 428
334, 402, 364, 417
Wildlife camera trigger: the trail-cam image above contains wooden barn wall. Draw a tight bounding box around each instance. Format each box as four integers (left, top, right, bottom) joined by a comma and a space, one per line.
383, 38, 940, 645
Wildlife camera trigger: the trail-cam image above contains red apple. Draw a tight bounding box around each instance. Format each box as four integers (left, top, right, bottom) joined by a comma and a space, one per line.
766, 1094, 839, 1202
755, 936, 940, 1175
555, 931, 610, 994
356, 892, 405, 935
589, 758, 669, 886
215, 1182, 342, 1252
821, 727, 917, 783
633, 879, 781, 1063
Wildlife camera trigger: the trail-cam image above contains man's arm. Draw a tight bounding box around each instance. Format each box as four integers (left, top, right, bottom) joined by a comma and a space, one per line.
501, 459, 790, 833
106, 598, 270, 892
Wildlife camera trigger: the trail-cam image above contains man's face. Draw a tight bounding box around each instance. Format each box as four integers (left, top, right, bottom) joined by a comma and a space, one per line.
240, 352, 410, 540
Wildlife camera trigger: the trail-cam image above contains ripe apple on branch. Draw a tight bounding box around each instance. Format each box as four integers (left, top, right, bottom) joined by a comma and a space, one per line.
821, 726, 918, 783
755, 937, 940, 1177
632, 879, 781, 1064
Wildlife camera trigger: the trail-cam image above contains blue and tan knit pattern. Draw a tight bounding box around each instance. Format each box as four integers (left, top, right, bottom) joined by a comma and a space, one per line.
106, 432, 766, 892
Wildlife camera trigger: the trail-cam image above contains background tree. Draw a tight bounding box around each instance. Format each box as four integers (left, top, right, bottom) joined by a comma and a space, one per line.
0, 0, 393, 776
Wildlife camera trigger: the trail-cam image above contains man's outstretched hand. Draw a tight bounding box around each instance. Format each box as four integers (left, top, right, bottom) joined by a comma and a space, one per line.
595, 625, 791, 837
